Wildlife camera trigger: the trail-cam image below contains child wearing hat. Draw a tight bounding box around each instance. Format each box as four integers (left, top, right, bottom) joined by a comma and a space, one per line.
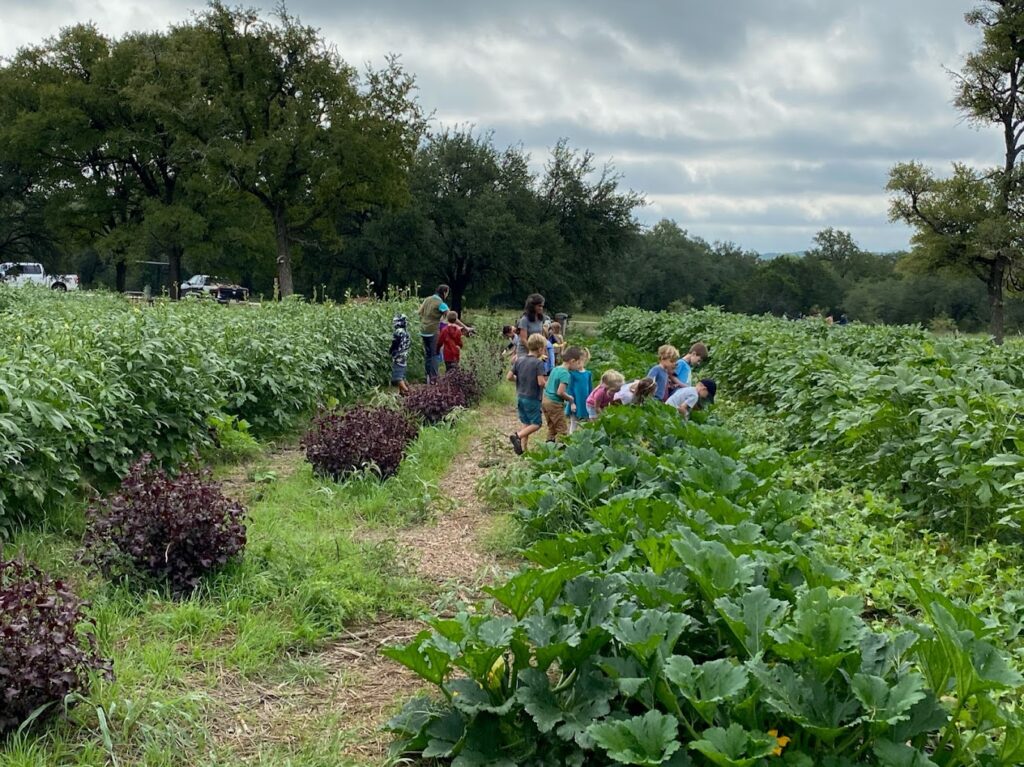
665, 378, 716, 418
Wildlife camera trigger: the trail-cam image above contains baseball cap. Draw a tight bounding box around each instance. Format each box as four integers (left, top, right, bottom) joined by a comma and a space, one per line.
700, 378, 717, 403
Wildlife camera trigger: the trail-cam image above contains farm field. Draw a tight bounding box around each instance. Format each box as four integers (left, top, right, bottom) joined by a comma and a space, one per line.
2, 295, 1023, 766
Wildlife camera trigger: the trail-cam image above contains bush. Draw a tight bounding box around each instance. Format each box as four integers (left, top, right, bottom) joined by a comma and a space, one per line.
402, 384, 467, 424
0, 558, 108, 734
440, 367, 484, 406
82, 456, 247, 594
302, 406, 418, 481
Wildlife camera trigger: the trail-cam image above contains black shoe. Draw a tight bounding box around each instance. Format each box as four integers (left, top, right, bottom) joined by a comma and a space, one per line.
509, 433, 524, 455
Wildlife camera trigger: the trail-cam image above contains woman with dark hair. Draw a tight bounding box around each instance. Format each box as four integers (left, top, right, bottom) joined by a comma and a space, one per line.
516, 293, 547, 352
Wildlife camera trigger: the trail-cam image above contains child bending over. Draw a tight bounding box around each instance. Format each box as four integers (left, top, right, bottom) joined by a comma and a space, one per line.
587, 370, 625, 415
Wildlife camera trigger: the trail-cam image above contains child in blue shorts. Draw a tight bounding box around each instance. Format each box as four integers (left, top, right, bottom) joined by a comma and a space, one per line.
506, 333, 548, 455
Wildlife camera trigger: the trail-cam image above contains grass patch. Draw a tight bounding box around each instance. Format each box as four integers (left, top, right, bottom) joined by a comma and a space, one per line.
0, 414, 476, 767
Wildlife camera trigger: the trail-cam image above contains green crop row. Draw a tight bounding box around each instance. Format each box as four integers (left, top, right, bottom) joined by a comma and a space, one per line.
599, 307, 1024, 538
0, 288, 422, 534
386, 405, 1023, 767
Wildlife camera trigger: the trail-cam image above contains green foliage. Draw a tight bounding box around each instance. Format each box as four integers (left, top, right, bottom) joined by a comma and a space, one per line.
387, 405, 1024, 765
0, 288, 417, 534
601, 305, 1024, 537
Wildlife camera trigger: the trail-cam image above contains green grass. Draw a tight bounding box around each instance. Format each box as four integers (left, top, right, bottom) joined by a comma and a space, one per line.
0, 414, 478, 767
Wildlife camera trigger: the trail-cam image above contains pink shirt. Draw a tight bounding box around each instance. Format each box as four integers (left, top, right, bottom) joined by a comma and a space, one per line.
586, 384, 617, 414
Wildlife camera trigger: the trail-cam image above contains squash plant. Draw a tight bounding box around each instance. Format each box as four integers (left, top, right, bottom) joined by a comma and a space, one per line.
386, 406, 1023, 766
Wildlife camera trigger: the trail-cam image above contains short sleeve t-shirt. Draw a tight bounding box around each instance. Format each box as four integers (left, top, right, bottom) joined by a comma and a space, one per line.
516, 314, 546, 350
513, 355, 545, 401
544, 366, 572, 403
666, 386, 699, 412
418, 295, 449, 335
675, 358, 692, 386
647, 365, 669, 400
614, 381, 639, 405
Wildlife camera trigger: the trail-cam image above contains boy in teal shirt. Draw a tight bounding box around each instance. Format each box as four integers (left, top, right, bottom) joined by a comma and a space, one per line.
542, 346, 583, 442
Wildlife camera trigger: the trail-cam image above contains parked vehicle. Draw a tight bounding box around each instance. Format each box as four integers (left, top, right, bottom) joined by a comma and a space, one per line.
0, 262, 79, 291
180, 275, 249, 303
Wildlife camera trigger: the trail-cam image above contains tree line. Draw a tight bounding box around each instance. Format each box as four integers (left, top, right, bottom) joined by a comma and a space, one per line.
0, 3, 641, 311
2, 1, 1023, 337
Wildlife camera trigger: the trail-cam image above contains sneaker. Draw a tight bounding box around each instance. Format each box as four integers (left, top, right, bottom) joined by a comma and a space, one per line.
509, 433, 524, 455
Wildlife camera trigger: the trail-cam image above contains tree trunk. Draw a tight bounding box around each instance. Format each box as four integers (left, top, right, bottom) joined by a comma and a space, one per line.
115, 259, 127, 293
989, 260, 1006, 345
272, 205, 294, 298
168, 245, 182, 301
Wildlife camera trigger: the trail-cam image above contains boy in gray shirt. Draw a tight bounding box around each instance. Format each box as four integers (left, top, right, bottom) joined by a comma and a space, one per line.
507, 333, 548, 454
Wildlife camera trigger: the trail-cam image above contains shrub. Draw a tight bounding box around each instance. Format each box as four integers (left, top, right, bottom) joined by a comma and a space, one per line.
0, 558, 108, 734
302, 406, 418, 481
403, 384, 467, 425
440, 367, 484, 406
82, 456, 247, 594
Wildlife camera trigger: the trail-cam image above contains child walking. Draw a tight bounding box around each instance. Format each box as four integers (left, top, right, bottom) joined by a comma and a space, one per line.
437, 310, 463, 373
547, 321, 565, 363
586, 370, 626, 415
542, 346, 584, 442
389, 313, 411, 396
507, 333, 548, 455
565, 347, 593, 433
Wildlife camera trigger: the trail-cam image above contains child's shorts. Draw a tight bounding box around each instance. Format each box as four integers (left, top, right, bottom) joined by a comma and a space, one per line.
517, 396, 542, 426
391, 362, 407, 383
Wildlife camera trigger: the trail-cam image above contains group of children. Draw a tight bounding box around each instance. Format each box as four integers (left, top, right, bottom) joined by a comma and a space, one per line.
506, 331, 718, 454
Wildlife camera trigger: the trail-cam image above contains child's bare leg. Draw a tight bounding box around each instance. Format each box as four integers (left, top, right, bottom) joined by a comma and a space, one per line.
519, 424, 540, 450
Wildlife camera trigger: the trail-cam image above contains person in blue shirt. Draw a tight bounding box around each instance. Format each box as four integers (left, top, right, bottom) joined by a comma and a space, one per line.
646, 344, 679, 401
565, 347, 593, 433
668, 342, 709, 398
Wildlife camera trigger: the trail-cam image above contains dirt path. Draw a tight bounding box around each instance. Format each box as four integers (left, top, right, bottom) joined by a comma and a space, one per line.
209, 401, 521, 764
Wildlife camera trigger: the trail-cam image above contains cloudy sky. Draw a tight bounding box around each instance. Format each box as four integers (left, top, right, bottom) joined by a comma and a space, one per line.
0, 0, 1001, 253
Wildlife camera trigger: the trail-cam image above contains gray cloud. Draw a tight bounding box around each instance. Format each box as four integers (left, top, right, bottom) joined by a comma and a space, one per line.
0, 0, 999, 252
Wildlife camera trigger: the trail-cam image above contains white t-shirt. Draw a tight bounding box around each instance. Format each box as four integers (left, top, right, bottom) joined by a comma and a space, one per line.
666, 386, 699, 412
614, 381, 640, 405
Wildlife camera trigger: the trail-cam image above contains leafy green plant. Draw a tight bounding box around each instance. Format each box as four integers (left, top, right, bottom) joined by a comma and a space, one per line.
385, 405, 1024, 766
0, 288, 419, 533
600, 306, 1024, 537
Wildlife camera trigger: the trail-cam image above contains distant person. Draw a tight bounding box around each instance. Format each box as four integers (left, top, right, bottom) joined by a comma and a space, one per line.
587, 370, 625, 415
389, 313, 411, 396
516, 294, 547, 354
646, 344, 680, 401
418, 284, 450, 384
614, 377, 657, 406
542, 346, 584, 442
437, 311, 464, 372
508, 333, 548, 455
666, 378, 717, 418
547, 321, 565, 362
565, 347, 593, 434
501, 325, 517, 360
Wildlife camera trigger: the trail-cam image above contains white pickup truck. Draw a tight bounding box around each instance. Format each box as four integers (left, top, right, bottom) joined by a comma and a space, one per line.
0, 262, 80, 291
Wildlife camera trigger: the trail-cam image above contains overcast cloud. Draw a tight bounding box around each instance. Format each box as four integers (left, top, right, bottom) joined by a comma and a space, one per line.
0, 0, 1001, 253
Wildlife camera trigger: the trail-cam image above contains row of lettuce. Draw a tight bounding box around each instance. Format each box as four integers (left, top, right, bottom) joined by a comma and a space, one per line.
0, 288, 427, 533
386, 405, 1024, 766
1, 297, 499, 737
599, 306, 1024, 539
